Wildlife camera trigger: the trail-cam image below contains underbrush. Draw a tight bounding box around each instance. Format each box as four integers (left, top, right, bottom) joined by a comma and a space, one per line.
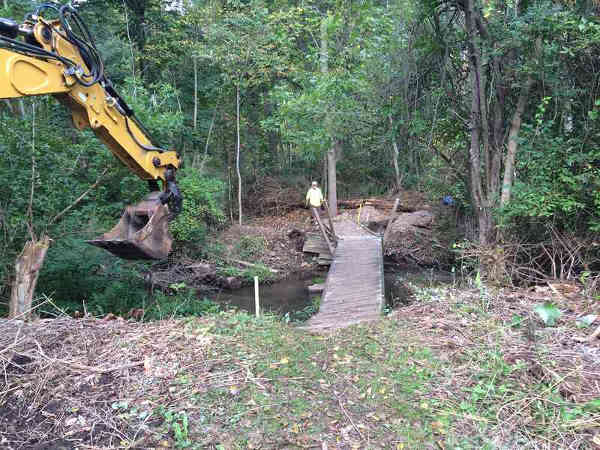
284, 294, 320, 323
217, 264, 277, 284
2, 279, 598, 448
395, 282, 600, 448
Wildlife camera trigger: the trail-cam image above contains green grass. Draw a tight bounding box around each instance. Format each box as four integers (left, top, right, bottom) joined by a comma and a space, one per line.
133, 312, 456, 448
130, 279, 597, 448
217, 264, 276, 284
19, 280, 595, 448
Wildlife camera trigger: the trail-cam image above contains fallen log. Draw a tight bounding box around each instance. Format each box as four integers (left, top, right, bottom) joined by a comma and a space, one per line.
228, 258, 279, 274
338, 198, 419, 212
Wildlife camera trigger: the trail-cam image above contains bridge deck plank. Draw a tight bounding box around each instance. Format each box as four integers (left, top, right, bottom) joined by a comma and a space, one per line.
302, 219, 384, 332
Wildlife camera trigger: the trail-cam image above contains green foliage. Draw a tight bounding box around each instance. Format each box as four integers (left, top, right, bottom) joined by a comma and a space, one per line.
285, 294, 320, 323
534, 302, 562, 327
36, 238, 148, 316
144, 291, 219, 321
4, 0, 600, 317
498, 98, 600, 231
217, 264, 276, 283
170, 168, 226, 244
156, 408, 192, 448
234, 235, 266, 259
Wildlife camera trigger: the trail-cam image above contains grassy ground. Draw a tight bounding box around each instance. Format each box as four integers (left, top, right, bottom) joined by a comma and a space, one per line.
1, 281, 599, 448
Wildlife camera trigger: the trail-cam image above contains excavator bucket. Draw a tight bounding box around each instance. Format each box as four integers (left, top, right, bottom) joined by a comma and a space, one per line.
87, 192, 173, 260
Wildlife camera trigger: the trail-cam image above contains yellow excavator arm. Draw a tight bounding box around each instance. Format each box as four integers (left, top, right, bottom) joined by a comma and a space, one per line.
0, 3, 183, 260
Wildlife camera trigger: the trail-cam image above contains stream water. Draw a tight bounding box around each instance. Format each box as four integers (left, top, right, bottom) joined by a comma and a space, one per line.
209, 272, 320, 316
208, 270, 432, 317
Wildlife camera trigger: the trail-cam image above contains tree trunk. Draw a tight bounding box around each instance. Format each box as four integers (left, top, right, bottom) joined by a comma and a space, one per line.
198, 106, 217, 172
388, 114, 403, 191
236, 84, 242, 226
321, 15, 338, 216
9, 236, 50, 320
500, 80, 530, 207
193, 56, 198, 131
123, 0, 136, 96
322, 155, 327, 198
327, 141, 339, 217
500, 37, 541, 207
465, 0, 494, 246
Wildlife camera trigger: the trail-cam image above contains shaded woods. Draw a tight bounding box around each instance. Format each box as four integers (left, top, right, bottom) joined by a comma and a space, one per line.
2, 0, 600, 312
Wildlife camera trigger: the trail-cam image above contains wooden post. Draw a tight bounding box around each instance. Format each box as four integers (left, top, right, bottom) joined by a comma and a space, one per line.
383, 198, 400, 245
254, 276, 260, 318
323, 201, 337, 245
312, 207, 335, 256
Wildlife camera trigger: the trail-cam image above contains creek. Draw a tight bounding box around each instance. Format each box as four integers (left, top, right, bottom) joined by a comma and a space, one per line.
207, 269, 445, 317
208, 272, 321, 316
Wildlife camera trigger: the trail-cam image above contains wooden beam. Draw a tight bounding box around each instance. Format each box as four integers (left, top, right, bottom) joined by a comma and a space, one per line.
312, 207, 335, 256
383, 198, 400, 245
323, 201, 338, 244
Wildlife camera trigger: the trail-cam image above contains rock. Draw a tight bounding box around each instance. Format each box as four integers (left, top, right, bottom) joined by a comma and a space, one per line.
223, 276, 242, 290
187, 262, 213, 274
308, 283, 325, 294
390, 210, 434, 231
357, 205, 389, 224
287, 228, 305, 239
339, 205, 390, 229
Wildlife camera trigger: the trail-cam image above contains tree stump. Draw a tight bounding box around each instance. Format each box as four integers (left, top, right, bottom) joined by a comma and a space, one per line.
9, 235, 51, 320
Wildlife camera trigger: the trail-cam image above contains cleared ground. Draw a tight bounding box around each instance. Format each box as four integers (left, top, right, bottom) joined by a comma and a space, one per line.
1, 279, 599, 449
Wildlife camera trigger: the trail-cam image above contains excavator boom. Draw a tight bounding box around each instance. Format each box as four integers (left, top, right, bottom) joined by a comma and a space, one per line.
0, 4, 182, 260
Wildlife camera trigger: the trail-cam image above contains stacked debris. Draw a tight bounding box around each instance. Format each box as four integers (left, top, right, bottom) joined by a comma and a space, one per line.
328, 192, 454, 268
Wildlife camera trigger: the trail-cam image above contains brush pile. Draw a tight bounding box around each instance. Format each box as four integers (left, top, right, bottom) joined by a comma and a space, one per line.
393, 281, 600, 447
0, 315, 243, 448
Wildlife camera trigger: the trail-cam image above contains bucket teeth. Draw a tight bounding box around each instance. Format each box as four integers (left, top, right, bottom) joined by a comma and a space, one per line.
87, 192, 173, 260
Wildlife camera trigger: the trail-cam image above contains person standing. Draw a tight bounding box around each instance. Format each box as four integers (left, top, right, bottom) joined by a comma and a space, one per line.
306, 181, 324, 210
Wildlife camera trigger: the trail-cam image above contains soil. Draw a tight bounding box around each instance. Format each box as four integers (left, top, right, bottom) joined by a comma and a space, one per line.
215, 208, 315, 277
1, 280, 598, 448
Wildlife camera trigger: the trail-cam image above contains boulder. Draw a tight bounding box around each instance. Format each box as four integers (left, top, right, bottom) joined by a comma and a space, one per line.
389, 210, 434, 232
222, 276, 242, 290
308, 283, 325, 294
384, 210, 440, 266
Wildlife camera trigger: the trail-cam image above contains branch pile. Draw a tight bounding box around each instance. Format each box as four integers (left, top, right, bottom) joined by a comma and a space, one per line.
459, 228, 600, 286
245, 176, 306, 216
0, 316, 249, 448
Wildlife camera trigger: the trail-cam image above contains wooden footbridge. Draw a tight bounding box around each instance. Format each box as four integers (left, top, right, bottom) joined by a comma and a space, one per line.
302, 210, 385, 332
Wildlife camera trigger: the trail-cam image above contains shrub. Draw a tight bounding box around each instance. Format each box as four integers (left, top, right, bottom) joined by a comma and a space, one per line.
170, 168, 226, 244
144, 290, 220, 320
234, 235, 266, 259
36, 237, 148, 315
